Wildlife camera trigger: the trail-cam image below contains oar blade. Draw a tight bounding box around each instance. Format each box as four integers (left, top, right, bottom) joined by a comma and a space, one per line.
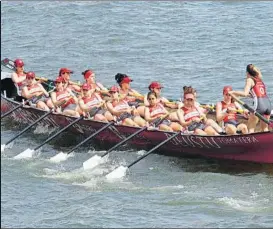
14, 148, 34, 159
1, 144, 6, 152
83, 155, 104, 170
49, 152, 71, 163
106, 165, 128, 180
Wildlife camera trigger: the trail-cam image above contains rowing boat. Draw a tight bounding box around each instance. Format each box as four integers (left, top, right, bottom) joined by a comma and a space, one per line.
1, 75, 272, 164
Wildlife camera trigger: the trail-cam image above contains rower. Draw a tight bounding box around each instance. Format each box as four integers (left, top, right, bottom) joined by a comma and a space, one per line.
78, 83, 114, 122
106, 85, 147, 127
144, 92, 183, 132
11, 59, 27, 96
216, 86, 248, 135
50, 76, 80, 117
229, 64, 272, 133
21, 71, 50, 111
115, 73, 144, 102
59, 68, 81, 93
82, 69, 108, 93
177, 87, 219, 135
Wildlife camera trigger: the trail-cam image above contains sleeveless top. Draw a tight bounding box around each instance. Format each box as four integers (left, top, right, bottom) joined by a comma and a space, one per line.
181, 106, 202, 122
220, 101, 237, 123
149, 103, 166, 118
82, 93, 102, 109
27, 84, 43, 97
56, 89, 75, 108
112, 99, 130, 112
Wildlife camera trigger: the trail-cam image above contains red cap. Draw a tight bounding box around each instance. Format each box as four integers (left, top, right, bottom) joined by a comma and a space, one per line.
148, 81, 163, 90
109, 85, 119, 93
223, 86, 233, 95
14, 59, 24, 67
82, 83, 91, 90
184, 93, 195, 100
120, 76, 133, 84
83, 70, 95, 79
55, 76, 65, 83
26, 71, 35, 79
59, 68, 73, 76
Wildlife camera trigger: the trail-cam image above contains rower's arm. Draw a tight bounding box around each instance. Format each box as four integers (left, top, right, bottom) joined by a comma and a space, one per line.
144, 107, 159, 122
216, 102, 227, 122
106, 102, 125, 116
78, 99, 90, 112
177, 109, 192, 127
38, 83, 49, 97
51, 92, 65, 107
229, 78, 253, 97
21, 86, 31, 99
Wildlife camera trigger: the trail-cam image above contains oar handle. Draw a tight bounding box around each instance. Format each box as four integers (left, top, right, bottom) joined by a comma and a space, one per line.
127, 131, 181, 169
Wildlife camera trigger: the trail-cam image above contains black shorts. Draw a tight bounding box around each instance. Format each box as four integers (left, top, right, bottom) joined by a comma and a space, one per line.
188, 122, 206, 131
224, 120, 239, 127
255, 97, 272, 116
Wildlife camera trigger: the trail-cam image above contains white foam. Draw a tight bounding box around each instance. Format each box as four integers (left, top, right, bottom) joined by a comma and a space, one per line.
106, 166, 128, 180
82, 154, 108, 170
1, 144, 5, 152
13, 148, 34, 159
49, 152, 73, 163
218, 197, 261, 212
136, 150, 146, 156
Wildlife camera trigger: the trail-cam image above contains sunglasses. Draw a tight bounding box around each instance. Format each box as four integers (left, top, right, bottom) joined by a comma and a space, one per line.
55, 81, 63, 84
26, 77, 35, 80
186, 98, 194, 101
225, 94, 231, 96
148, 97, 156, 101
61, 72, 70, 75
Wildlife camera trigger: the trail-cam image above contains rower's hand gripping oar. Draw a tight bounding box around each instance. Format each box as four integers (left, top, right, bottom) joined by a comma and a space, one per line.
1, 110, 53, 152
230, 94, 273, 128
13, 115, 85, 159
105, 131, 182, 180
82, 114, 169, 170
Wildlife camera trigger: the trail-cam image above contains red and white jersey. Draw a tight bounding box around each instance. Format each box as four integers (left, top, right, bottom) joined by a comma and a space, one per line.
221, 101, 237, 122
250, 77, 267, 99
27, 84, 43, 97
56, 89, 74, 108
15, 72, 26, 87
181, 106, 201, 122
149, 103, 166, 118
119, 88, 136, 102
112, 99, 130, 112
82, 93, 102, 109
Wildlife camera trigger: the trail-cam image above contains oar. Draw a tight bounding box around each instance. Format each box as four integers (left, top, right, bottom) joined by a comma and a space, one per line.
1, 58, 48, 82
230, 94, 273, 127
49, 120, 116, 163
1, 110, 53, 152
82, 116, 167, 170
105, 131, 182, 179
13, 116, 84, 159
1, 103, 23, 119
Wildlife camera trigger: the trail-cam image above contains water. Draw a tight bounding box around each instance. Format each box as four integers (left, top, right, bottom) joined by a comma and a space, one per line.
1, 1, 273, 228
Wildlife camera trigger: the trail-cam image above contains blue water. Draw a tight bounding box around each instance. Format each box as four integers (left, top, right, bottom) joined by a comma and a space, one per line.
1, 1, 273, 228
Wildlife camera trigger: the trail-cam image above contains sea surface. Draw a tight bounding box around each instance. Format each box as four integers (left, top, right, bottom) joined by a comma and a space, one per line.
1, 1, 273, 228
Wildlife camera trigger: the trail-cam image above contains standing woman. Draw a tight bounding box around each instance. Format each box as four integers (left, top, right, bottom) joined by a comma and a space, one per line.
11, 59, 27, 95
229, 64, 272, 133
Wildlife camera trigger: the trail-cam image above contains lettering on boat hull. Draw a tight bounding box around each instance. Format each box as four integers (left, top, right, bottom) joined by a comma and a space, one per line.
164, 133, 259, 149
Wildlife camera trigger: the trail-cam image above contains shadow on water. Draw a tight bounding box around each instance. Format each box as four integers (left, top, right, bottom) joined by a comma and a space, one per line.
172, 156, 273, 176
